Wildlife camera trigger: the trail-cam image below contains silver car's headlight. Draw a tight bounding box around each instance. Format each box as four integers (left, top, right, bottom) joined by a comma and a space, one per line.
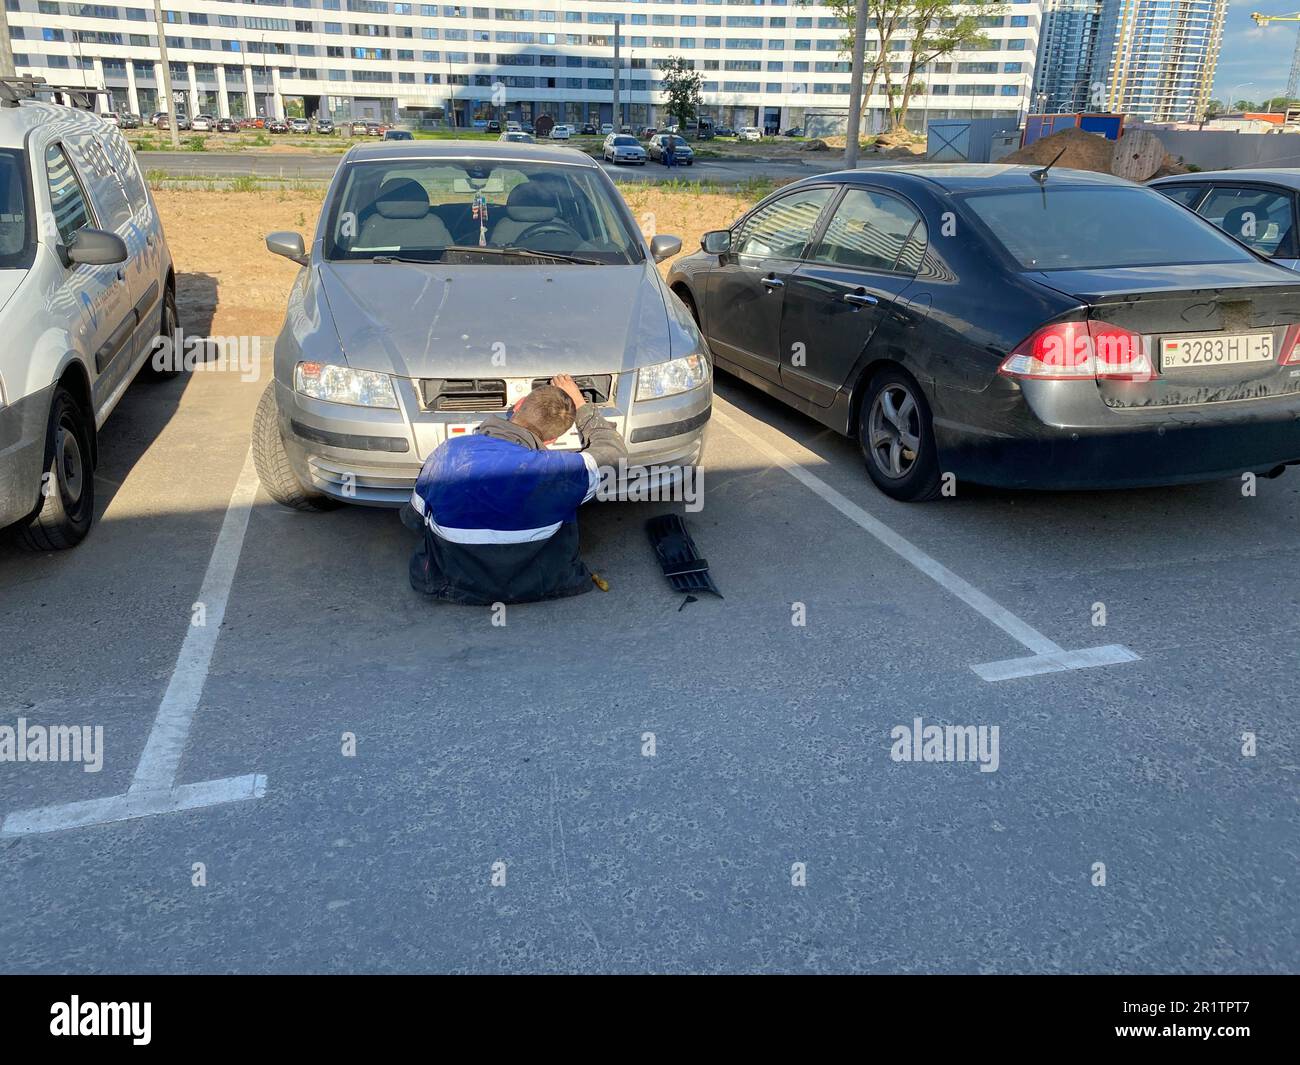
294, 361, 398, 408
636, 354, 709, 400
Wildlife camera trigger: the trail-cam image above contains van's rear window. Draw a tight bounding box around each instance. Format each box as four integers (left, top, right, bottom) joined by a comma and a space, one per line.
960, 185, 1259, 271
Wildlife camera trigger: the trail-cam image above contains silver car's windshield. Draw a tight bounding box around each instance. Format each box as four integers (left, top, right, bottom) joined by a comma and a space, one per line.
325, 159, 644, 264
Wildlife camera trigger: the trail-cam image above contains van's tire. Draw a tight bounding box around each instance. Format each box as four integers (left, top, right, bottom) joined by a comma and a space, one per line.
252, 381, 337, 511
16, 386, 96, 550
858, 367, 942, 502
140, 285, 182, 380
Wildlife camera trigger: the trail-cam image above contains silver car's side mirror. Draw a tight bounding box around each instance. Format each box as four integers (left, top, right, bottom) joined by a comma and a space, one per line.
65, 228, 128, 266
649, 234, 683, 263
266, 231, 308, 266
701, 230, 731, 255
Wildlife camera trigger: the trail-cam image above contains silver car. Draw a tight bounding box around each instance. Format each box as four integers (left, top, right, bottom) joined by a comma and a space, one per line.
1149, 168, 1300, 271
602, 134, 647, 165
254, 141, 710, 509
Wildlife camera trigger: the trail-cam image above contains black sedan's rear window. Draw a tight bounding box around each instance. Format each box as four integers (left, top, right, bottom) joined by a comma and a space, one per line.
961, 185, 1259, 271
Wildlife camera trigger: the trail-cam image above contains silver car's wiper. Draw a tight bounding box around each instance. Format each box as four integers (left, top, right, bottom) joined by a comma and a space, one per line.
369, 254, 437, 265
444, 244, 602, 266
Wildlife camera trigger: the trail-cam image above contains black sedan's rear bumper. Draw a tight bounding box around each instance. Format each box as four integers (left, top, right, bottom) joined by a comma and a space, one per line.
932, 378, 1300, 490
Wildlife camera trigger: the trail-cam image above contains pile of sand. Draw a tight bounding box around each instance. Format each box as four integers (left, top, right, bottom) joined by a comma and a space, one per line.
1000, 127, 1117, 173
1000, 126, 1190, 179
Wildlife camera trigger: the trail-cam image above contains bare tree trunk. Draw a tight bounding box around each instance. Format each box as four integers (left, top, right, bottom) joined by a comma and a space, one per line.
844, 0, 868, 168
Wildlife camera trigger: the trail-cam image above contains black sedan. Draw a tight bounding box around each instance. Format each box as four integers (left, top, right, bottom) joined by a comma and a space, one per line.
667, 165, 1300, 500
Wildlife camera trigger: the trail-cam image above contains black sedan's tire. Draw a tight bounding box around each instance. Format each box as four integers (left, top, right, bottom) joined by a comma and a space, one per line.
252, 381, 338, 511
16, 386, 95, 550
858, 367, 942, 502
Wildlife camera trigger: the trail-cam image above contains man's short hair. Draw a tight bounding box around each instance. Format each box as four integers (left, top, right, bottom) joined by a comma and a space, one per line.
515, 384, 576, 441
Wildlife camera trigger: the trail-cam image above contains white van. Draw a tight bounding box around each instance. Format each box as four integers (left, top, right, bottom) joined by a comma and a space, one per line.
0, 88, 177, 549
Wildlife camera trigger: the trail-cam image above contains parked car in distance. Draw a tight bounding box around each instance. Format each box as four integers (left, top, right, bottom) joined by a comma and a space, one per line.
499, 131, 536, 143
190, 114, 215, 132
0, 99, 177, 549
254, 141, 703, 513
600, 123, 614, 135
268, 119, 289, 133
365, 122, 384, 137
152, 111, 189, 131
99, 111, 120, 126
383, 129, 413, 141
506, 120, 522, 132
638, 126, 658, 140
521, 121, 535, 134
215, 117, 238, 133
315, 118, 334, 134
603, 133, 647, 165
289, 117, 311, 134
486, 120, 501, 134
579, 123, 598, 136
737, 126, 762, 141
119, 112, 141, 129
350, 121, 369, 136
648, 134, 694, 165
549, 124, 572, 140
713, 126, 735, 138
668, 164, 1300, 500
781, 126, 804, 137
1149, 169, 1300, 271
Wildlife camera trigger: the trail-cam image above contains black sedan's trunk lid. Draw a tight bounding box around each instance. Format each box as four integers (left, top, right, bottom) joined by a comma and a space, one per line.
1033, 265, 1300, 409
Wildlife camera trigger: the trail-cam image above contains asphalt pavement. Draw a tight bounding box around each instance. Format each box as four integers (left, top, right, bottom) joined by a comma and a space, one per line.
0, 344, 1296, 973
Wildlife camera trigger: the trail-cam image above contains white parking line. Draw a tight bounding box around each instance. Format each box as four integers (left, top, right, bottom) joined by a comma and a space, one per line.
713, 408, 1138, 682
2, 449, 267, 836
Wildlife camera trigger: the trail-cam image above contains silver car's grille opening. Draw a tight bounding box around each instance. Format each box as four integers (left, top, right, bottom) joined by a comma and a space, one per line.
419, 378, 508, 412
529, 374, 614, 405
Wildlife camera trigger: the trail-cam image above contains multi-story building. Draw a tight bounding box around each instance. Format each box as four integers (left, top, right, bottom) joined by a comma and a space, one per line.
3, 1, 1041, 133
1033, 0, 1226, 122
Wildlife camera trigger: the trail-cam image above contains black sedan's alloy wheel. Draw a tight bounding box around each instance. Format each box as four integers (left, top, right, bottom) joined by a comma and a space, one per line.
858, 368, 942, 502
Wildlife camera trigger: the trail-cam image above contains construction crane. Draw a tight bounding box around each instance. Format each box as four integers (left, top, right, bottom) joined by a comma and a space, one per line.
1251, 11, 1300, 101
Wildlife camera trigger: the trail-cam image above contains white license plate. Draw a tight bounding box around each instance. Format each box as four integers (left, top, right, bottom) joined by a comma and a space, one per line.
548, 426, 582, 451
446, 422, 582, 450
1160, 332, 1274, 370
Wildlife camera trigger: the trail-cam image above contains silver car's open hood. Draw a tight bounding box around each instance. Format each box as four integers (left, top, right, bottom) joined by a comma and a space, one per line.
317, 260, 673, 378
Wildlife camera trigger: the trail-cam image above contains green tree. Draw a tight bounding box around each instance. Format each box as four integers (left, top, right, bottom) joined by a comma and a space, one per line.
659, 56, 703, 131
892, 0, 1001, 130
819, 0, 999, 132
1204, 98, 1225, 117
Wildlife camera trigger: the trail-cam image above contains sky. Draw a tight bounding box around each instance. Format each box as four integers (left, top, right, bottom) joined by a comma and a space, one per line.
1213, 3, 1300, 104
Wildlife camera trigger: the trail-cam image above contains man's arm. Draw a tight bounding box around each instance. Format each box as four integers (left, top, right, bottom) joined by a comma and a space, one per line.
553, 374, 628, 469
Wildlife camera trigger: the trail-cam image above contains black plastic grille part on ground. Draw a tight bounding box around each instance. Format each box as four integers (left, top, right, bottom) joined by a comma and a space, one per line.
646, 514, 722, 598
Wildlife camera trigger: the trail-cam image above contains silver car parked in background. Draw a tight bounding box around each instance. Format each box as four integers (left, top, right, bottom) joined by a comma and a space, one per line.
254, 141, 710, 510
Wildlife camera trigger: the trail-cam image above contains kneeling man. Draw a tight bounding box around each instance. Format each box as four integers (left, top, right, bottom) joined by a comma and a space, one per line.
407, 374, 626, 604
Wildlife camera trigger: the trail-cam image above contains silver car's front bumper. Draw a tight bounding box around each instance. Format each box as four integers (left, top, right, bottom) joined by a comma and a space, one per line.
276, 371, 711, 506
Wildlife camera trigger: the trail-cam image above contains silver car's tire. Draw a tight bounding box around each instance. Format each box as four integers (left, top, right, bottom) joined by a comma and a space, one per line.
15, 386, 95, 551
252, 381, 338, 512
140, 285, 183, 380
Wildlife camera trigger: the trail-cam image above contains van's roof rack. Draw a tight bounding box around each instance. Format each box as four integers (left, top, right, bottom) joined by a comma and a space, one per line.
0, 75, 98, 110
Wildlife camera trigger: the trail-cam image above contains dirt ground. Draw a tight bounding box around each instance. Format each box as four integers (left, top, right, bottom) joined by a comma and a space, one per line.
155, 184, 757, 339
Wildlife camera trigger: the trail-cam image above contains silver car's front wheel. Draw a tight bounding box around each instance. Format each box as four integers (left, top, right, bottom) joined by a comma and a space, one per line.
252, 382, 338, 512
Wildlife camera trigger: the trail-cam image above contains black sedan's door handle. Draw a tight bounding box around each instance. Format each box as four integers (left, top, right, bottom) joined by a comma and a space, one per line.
761, 275, 784, 289
843, 290, 878, 306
